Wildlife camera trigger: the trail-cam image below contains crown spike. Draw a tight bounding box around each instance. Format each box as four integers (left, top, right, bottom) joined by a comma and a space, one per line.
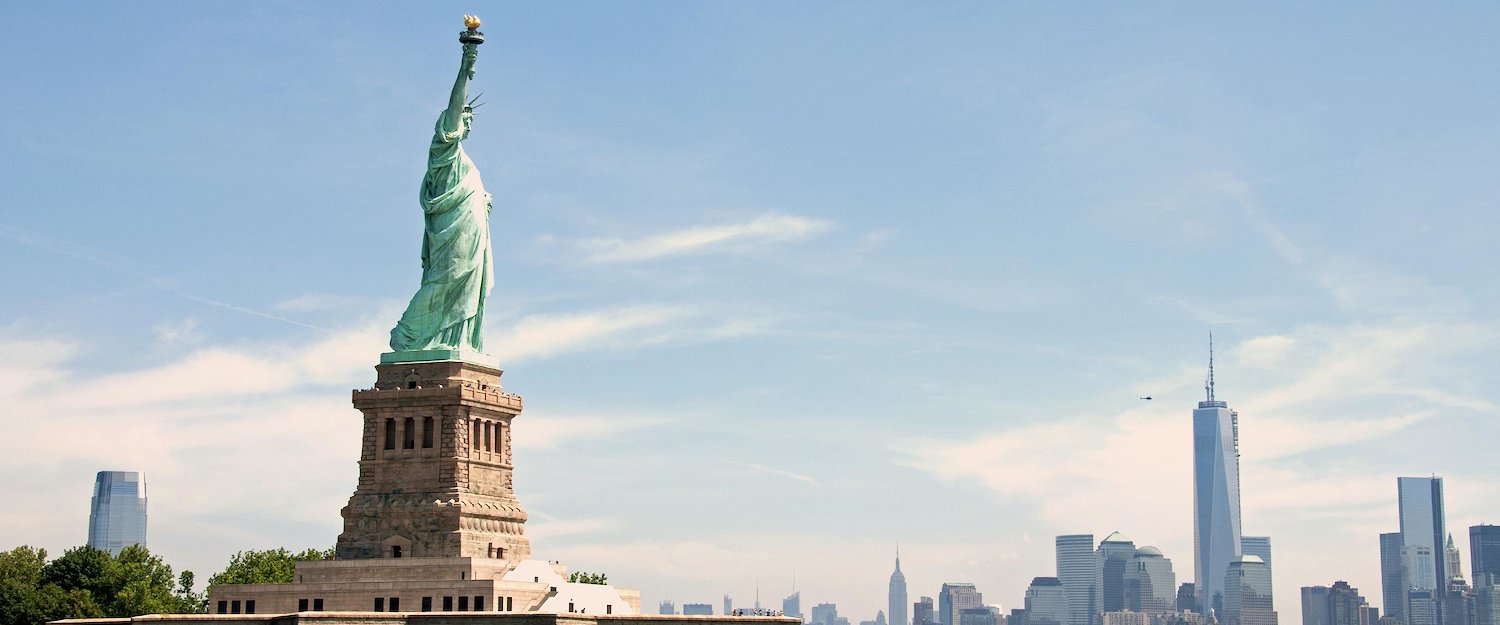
1206, 332, 1216, 402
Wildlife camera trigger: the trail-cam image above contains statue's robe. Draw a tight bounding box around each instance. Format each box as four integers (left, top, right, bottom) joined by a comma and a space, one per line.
389, 115, 493, 352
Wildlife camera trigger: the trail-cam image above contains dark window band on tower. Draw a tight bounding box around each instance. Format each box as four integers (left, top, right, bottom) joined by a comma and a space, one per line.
384, 418, 396, 450
403, 417, 415, 449
422, 416, 434, 448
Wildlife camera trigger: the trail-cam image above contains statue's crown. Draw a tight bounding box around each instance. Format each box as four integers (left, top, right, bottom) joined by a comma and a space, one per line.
463, 92, 486, 113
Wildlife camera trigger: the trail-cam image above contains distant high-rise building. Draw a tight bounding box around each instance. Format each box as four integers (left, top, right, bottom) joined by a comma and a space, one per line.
1472, 526, 1500, 582
960, 607, 1000, 625
915, 597, 936, 625
1059, 535, 1098, 625
1473, 574, 1499, 625
1241, 537, 1274, 612
1099, 613, 1147, 625
891, 550, 910, 625
1125, 546, 1176, 614
785, 592, 803, 620
1406, 591, 1436, 625
1225, 556, 1277, 625
660, 600, 676, 615
1304, 581, 1372, 625
879, 611, 889, 625
1193, 341, 1243, 620
1241, 537, 1272, 573
812, 604, 841, 625
1304, 587, 1334, 625
87, 471, 147, 555
1446, 535, 1464, 585
1010, 608, 1030, 625
940, 584, 984, 625
726, 595, 735, 616
683, 603, 714, 616
1382, 532, 1409, 625
1178, 583, 1200, 614
1026, 577, 1069, 625
1437, 579, 1471, 625
1096, 532, 1137, 616
1399, 477, 1448, 596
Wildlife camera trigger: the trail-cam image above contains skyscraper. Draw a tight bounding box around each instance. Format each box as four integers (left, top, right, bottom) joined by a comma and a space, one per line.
1125, 546, 1177, 615
1400, 477, 1448, 591
1399, 477, 1448, 625
891, 550, 909, 625
1242, 536, 1274, 610
1445, 535, 1463, 585
87, 470, 147, 555
660, 600, 677, 615
1382, 532, 1409, 625
1178, 583, 1200, 614
1472, 526, 1500, 582
1058, 535, 1098, 625
785, 592, 803, 621
812, 603, 840, 625
1096, 532, 1138, 615
1225, 556, 1277, 625
1027, 577, 1070, 625
726, 595, 734, 616
1193, 340, 1242, 619
960, 607, 1000, 625
940, 584, 984, 625
1473, 573, 1499, 625
915, 597, 936, 625
1303, 581, 1372, 625
1241, 537, 1272, 571
1304, 587, 1334, 625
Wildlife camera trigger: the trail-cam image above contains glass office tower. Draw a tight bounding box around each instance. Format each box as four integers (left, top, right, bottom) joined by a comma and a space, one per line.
1194, 343, 1242, 619
1058, 534, 1098, 625
87, 471, 147, 555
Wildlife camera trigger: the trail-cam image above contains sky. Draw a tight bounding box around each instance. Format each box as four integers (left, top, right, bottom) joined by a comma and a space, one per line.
2, 3, 1499, 623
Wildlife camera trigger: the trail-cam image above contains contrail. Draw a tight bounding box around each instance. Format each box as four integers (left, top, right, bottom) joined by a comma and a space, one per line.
0, 223, 328, 331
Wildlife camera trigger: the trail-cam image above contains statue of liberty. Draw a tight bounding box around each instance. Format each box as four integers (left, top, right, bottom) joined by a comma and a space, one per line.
388, 16, 494, 359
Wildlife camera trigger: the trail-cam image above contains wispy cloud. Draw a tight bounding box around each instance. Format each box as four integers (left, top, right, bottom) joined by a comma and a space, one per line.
727, 461, 818, 486
0, 222, 326, 330
515, 413, 672, 450
573, 214, 835, 263
490, 305, 780, 363
490, 306, 690, 361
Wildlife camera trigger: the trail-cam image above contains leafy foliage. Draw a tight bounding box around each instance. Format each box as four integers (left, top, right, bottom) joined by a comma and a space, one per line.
567, 571, 608, 585
205, 547, 333, 594
0, 545, 203, 625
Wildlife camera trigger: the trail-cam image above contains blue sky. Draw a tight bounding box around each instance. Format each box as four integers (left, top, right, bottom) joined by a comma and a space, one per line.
3, 3, 1499, 623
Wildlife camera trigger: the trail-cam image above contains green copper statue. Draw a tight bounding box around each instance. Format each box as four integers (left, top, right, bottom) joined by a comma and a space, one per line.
388, 16, 494, 359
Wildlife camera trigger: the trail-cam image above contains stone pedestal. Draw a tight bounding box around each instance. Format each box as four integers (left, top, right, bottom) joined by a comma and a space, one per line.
337, 359, 531, 564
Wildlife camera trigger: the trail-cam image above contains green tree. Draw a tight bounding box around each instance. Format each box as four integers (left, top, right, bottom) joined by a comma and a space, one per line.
567, 571, 608, 585
206, 547, 333, 596
2, 544, 204, 622
175, 571, 205, 614
1, 546, 103, 625
107, 545, 189, 616
39, 546, 114, 602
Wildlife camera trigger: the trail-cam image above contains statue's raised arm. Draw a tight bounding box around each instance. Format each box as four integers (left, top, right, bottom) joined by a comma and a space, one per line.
443, 16, 483, 134
385, 15, 497, 362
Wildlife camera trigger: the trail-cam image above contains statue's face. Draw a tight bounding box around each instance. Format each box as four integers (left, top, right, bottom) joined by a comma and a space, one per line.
461, 112, 474, 139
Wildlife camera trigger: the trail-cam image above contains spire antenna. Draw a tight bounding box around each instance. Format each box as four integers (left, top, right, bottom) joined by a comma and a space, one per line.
1206, 332, 1216, 402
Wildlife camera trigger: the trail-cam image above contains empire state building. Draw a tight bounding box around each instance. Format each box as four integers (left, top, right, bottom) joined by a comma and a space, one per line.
890, 549, 909, 625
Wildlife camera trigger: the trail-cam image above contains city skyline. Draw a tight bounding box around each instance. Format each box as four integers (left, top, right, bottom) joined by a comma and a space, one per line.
3, 4, 1500, 625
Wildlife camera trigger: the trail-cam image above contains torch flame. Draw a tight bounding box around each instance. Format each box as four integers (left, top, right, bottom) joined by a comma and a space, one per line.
464, 15, 482, 30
